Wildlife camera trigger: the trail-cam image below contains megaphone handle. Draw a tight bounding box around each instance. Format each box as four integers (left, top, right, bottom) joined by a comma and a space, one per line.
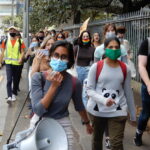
6, 142, 17, 149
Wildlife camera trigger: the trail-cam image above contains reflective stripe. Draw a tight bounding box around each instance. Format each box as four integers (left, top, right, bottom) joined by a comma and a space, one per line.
4, 58, 19, 61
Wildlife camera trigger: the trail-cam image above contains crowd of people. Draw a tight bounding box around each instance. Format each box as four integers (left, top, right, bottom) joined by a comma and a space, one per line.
0, 23, 149, 150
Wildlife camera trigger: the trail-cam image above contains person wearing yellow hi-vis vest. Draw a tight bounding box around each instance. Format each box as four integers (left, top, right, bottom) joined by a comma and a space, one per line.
0, 26, 25, 103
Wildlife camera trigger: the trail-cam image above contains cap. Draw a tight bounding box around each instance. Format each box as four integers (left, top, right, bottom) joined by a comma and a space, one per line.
7, 26, 19, 31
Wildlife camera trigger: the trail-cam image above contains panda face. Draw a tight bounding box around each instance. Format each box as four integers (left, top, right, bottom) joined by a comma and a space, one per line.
111, 93, 116, 99
102, 88, 119, 100
104, 93, 110, 98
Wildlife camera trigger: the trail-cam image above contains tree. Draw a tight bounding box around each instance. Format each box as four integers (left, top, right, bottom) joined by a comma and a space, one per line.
29, 0, 150, 32
2, 15, 23, 29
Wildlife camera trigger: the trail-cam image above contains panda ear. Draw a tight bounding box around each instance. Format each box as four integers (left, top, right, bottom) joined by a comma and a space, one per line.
102, 88, 106, 92
116, 90, 119, 94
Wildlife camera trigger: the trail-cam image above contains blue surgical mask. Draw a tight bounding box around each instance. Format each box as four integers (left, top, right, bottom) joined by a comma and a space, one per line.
49, 58, 68, 72
29, 42, 38, 48
105, 31, 116, 39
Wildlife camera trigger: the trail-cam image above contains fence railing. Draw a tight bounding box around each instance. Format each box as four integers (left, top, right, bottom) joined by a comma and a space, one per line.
64, 8, 150, 82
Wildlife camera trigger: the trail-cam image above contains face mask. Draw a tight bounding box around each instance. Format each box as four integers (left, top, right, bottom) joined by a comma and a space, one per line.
51, 33, 54, 37
105, 31, 116, 39
38, 36, 44, 40
29, 42, 38, 48
82, 39, 90, 44
118, 37, 124, 43
10, 32, 16, 37
105, 48, 121, 60
49, 58, 68, 72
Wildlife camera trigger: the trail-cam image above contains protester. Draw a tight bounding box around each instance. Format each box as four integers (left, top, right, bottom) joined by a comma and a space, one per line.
94, 23, 127, 63
16, 32, 25, 91
25, 35, 55, 119
0, 26, 25, 103
74, 30, 95, 85
31, 40, 93, 150
31, 35, 55, 76
134, 38, 150, 146
92, 32, 101, 48
86, 37, 136, 150
50, 29, 56, 38
116, 26, 130, 54
116, 26, 136, 78
66, 30, 74, 44
37, 30, 45, 45
24, 36, 40, 92
55, 32, 66, 41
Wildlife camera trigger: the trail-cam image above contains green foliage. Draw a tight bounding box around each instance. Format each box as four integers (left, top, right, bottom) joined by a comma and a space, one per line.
2, 15, 23, 30
29, 0, 150, 32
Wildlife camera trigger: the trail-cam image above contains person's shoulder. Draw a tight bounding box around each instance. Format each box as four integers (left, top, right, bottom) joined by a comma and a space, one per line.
90, 62, 97, 72
120, 44, 127, 56
142, 38, 148, 44
96, 44, 104, 50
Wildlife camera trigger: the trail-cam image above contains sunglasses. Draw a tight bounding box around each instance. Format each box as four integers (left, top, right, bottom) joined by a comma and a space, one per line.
57, 36, 63, 38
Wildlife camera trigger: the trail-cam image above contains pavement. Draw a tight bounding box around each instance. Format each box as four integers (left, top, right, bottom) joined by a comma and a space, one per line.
0, 66, 150, 150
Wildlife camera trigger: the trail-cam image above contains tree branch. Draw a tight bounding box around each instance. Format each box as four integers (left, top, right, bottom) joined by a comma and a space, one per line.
81, 0, 113, 9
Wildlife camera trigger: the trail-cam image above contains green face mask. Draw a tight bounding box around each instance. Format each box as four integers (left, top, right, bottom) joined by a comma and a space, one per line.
105, 48, 121, 60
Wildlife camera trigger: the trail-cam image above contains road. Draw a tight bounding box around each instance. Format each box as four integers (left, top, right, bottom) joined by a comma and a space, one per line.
0, 66, 150, 150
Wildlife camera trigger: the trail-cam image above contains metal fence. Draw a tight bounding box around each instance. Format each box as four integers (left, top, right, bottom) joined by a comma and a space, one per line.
64, 8, 150, 82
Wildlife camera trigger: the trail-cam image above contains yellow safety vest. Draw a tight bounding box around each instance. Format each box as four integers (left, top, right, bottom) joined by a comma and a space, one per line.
4, 38, 22, 65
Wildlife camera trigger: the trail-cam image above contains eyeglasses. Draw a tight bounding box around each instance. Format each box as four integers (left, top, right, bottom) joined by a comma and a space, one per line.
52, 52, 68, 61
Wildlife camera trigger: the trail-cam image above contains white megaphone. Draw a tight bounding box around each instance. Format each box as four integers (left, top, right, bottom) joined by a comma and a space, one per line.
3, 118, 68, 150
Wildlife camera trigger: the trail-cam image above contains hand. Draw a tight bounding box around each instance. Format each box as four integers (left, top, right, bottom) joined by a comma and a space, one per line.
86, 124, 93, 134
106, 99, 116, 107
35, 51, 44, 61
46, 71, 63, 88
129, 120, 137, 127
26, 49, 32, 56
18, 58, 23, 64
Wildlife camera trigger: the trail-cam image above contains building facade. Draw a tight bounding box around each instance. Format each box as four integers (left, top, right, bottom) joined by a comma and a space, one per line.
0, 0, 23, 24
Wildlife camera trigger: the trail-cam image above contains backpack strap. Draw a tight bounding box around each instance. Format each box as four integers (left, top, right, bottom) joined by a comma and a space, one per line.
18, 38, 22, 53
96, 60, 127, 83
96, 60, 104, 82
4, 38, 8, 46
147, 37, 150, 56
118, 60, 127, 83
72, 76, 77, 94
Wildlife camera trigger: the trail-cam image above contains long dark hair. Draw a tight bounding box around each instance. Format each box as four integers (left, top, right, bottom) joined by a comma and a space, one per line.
78, 30, 92, 47
49, 40, 74, 69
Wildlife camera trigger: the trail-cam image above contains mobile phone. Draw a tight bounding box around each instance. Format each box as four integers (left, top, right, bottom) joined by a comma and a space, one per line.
37, 49, 49, 56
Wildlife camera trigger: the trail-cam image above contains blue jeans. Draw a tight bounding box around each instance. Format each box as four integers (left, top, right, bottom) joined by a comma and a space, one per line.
76, 66, 90, 85
137, 84, 150, 131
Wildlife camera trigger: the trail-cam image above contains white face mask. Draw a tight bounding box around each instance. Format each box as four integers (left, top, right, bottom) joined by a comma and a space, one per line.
105, 31, 116, 39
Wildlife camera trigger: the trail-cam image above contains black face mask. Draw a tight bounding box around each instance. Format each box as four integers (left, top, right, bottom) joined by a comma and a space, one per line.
10, 32, 16, 37
38, 36, 44, 40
